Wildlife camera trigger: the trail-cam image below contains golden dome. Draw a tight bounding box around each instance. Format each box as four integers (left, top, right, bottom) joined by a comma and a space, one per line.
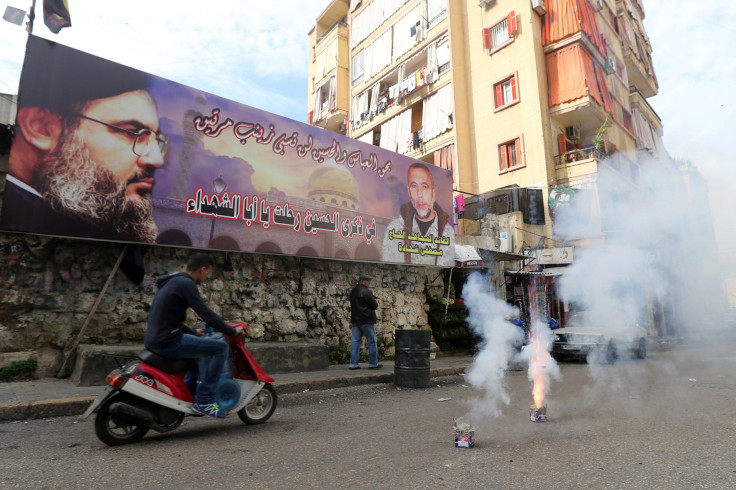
307, 166, 359, 208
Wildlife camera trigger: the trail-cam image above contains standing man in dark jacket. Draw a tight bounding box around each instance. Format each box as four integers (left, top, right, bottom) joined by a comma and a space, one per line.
349, 274, 382, 370
144, 253, 245, 419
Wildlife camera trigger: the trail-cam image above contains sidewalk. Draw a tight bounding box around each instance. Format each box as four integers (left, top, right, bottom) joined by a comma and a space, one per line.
0, 355, 474, 422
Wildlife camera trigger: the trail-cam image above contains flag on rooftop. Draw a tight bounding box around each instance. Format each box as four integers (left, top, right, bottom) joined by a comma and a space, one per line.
43, 0, 71, 34
3, 6, 26, 26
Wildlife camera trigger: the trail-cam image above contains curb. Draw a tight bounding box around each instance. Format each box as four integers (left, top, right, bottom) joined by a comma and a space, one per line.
0, 397, 97, 422
0, 365, 469, 422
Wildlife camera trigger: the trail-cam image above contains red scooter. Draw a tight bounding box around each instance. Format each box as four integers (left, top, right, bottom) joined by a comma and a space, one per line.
82, 322, 277, 446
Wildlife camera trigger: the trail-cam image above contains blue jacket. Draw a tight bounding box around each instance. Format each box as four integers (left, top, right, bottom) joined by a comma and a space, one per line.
144, 272, 236, 349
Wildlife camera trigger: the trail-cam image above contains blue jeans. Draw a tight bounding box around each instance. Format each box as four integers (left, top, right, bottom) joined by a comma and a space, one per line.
150, 334, 228, 404
350, 323, 378, 367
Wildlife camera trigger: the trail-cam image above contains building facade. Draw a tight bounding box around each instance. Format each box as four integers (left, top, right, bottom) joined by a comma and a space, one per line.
308, 0, 680, 333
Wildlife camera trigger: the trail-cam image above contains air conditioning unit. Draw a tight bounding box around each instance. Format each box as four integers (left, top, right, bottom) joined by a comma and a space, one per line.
532, 0, 546, 15
499, 231, 511, 253
604, 56, 616, 75
593, 0, 604, 11
478, 0, 493, 6
566, 126, 581, 140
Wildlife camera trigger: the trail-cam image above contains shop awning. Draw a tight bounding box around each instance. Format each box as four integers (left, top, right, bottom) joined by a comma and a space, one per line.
505, 266, 567, 276
453, 245, 532, 268
479, 249, 532, 263
454, 244, 483, 268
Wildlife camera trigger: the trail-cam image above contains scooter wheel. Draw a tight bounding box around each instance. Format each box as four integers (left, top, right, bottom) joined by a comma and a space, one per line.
237, 383, 277, 425
94, 394, 150, 446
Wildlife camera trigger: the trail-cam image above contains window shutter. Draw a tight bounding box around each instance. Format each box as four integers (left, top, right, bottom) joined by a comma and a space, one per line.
514, 138, 522, 166
308, 111, 313, 125
557, 133, 567, 154
499, 144, 508, 170
510, 76, 517, 101
507, 11, 517, 36
495, 84, 503, 108
482, 28, 491, 50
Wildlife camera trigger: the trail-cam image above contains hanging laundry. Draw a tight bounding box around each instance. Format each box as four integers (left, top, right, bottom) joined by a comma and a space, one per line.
389, 84, 399, 104
407, 74, 416, 93
378, 97, 388, 112
455, 194, 465, 212
399, 78, 409, 96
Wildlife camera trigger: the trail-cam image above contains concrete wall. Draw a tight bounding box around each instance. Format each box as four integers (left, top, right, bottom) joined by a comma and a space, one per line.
0, 232, 444, 376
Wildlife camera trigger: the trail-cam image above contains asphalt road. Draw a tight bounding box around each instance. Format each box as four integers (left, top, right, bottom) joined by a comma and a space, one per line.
2, 337, 735, 489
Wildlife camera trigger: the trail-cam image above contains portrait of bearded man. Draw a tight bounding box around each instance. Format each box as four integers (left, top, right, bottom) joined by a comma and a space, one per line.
0, 36, 166, 243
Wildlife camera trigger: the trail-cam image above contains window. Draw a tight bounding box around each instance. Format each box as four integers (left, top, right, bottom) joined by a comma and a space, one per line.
482, 11, 518, 52
437, 39, 450, 74
427, 0, 447, 29
319, 82, 330, 109
494, 75, 518, 109
491, 19, 510, 47
498, 137, 523, 172
352, 49, 364, 85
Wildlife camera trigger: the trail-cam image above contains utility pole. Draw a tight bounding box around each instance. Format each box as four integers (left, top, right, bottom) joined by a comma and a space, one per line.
26, 0, 36, 34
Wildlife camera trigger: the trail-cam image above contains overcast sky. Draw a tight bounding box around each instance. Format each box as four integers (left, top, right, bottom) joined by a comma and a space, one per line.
1, 0, 733, 249
0, 1, 326, 122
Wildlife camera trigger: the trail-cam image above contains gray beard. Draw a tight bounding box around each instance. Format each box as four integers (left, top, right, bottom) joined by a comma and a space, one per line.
415, 204, 432, 220
35, 129, 159, 242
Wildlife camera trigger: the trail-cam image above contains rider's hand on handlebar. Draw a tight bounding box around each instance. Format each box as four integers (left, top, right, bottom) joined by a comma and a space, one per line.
227, 320, 249, 337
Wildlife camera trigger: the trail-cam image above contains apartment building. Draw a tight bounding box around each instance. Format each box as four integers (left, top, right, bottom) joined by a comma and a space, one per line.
308, 0, 668, 331
309, 0, 662, 244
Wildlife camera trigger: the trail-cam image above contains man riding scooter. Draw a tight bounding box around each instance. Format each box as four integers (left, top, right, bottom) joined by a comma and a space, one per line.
144, 253, 245, 419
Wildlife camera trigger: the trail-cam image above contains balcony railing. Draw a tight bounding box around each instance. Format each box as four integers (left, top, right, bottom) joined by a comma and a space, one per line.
554, 145, 606, 166
316, 20, 347, 45
427, 9, 447, 29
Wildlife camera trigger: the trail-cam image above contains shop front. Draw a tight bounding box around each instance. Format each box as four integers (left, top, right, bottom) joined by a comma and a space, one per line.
427, 245, 531, 352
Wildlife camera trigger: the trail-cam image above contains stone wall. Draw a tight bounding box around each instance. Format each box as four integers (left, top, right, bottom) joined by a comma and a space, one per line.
0, 232, 445, 376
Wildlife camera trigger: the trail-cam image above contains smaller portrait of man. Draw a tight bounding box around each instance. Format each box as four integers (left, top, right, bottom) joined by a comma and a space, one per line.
382, 162, 455, 266
0, 36, 166, 243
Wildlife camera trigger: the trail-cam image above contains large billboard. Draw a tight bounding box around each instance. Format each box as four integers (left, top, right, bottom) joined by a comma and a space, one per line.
0, 36, 455, 266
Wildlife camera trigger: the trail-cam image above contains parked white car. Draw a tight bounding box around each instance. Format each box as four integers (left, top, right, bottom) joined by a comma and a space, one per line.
551, 312, 648, 362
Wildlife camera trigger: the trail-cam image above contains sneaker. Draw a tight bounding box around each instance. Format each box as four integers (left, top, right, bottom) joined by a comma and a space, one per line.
368, 364, 384, 369
348, 365, 361, 370
192, 401, 227, 419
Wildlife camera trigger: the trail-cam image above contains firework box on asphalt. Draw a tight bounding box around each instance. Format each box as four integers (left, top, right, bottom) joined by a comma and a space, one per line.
453, 418, 475, 448
530, 405, 547, 423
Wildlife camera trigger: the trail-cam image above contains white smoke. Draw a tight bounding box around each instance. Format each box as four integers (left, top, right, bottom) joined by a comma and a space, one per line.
519, 318, 562, 409
553, 152, 732, 400
461, 272, 525, 419
458, 153, 732, 424
558, 155, 729, 347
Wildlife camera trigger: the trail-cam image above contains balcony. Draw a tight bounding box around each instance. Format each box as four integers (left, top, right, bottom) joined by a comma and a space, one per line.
315, 20, 348, 50
555, 145, 640, 192
312, 100, 347, 135
555, 145, 607, 167
622, 45, 658, 98
550, 96, 609, 141
547, 43, 614, 128
314, 0, 348, 43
